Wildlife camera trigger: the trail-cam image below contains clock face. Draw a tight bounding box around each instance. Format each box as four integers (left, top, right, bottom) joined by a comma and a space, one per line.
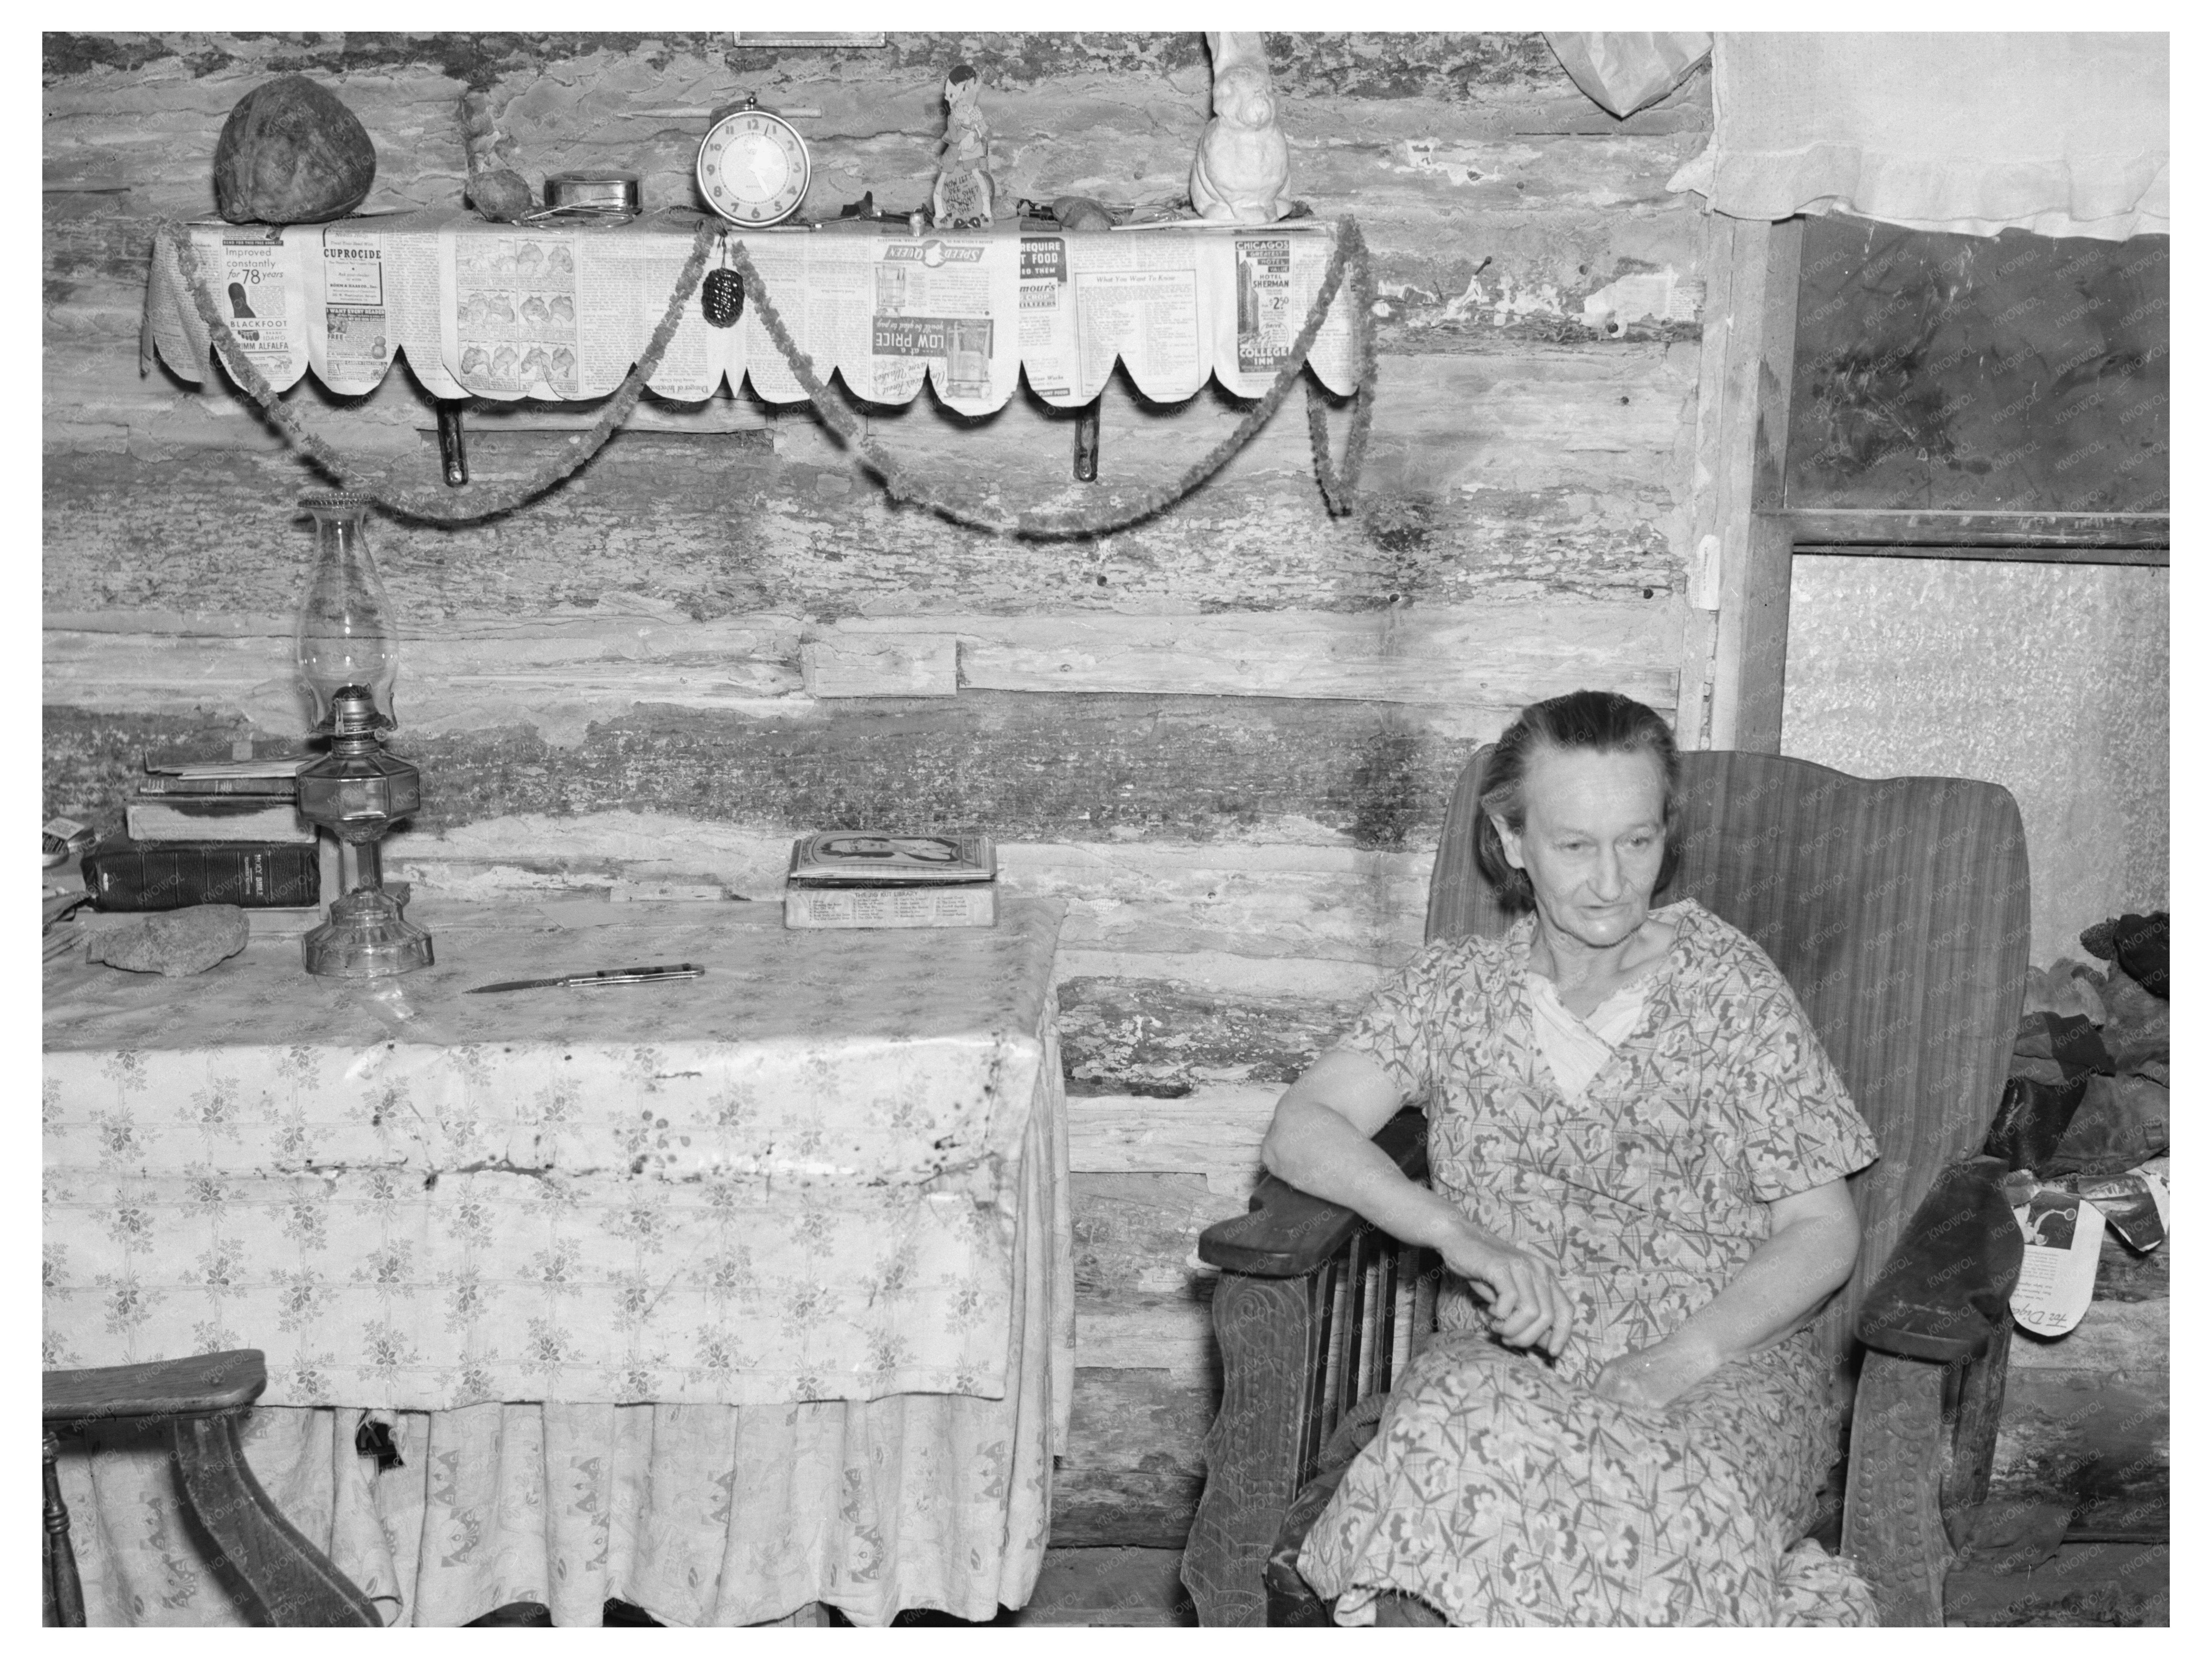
697, 108, 811, 227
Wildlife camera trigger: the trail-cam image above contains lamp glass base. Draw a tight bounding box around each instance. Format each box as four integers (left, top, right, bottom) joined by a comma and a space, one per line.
303, 888, 434, 978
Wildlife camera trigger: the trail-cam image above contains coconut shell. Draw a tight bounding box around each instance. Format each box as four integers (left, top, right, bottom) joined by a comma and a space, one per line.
214, 74, 377, 224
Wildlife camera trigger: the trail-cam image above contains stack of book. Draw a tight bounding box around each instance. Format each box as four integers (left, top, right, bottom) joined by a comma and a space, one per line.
82, 753, 326, 912
783, 831, 998, 930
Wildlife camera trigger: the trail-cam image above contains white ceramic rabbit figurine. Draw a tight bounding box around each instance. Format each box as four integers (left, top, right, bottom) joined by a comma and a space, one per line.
1190, 31, 1291, 224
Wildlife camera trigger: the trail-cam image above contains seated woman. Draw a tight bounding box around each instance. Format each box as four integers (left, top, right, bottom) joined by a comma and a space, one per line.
1270, 690, 1881, 1626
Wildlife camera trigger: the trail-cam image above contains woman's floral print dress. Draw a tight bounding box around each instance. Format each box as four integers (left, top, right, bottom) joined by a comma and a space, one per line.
1296, 899, 1882, 1626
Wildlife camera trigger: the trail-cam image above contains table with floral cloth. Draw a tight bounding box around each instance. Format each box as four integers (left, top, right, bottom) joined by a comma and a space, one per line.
41, 895, 1070, 1627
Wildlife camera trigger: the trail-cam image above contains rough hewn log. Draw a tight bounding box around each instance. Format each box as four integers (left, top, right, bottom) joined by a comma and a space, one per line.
1053, 1372, 1217, 1551
42, 338, 1694, 619
46, 596, 1680, 725
379, 846, 1429, 968
1076, 1314, 1216, 1385
2007, 1298, 2167, 1379
1059, 980, 1361, 1097
46, 31, 1708, 352
1067, 1090, 1279, 1197
1071, 1173, 1219, 1300
43, 695, 1543, 848
42, 32, 1695, 118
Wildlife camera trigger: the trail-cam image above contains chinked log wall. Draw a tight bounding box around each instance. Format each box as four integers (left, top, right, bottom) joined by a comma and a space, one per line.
42, 32, 1714, 1554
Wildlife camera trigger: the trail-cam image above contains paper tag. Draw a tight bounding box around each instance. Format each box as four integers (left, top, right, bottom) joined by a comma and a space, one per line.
2009, 1184, 2105, 1336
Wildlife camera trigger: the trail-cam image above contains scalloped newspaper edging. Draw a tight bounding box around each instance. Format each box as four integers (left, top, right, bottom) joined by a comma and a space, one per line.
158, 216, 1376, 536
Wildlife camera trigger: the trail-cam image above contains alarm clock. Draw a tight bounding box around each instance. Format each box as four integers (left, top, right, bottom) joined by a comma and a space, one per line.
696, 96, 811, 228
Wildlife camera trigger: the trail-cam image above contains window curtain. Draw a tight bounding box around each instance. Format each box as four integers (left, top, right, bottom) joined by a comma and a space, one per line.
1669, 33, 2168, 240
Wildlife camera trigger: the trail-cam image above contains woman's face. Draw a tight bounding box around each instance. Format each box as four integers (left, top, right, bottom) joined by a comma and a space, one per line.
1492, 744, 1667, 954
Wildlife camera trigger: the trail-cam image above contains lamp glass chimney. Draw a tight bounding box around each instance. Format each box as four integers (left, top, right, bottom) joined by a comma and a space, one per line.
295, 493, 399, 731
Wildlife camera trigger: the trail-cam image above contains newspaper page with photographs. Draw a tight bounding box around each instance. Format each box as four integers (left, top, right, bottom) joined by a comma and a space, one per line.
439, 222, 585, 399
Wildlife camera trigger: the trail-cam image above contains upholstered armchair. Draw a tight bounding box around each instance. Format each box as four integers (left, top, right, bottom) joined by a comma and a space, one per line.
1179, 749, 2032, 1627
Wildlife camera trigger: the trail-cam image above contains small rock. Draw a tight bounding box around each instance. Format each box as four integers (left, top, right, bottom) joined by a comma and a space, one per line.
88, 906, 251, 976
467, 168, 534, 223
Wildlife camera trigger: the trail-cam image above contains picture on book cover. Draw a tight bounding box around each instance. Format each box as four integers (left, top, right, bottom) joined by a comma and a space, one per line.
787, 832, 995, 885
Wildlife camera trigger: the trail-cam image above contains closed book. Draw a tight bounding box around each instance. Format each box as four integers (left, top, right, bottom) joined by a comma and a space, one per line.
133, 773, 300, 798
126, 794, 315, 844
783, 882, 997, 929
83, 842, 321, 911
142, 751, 311, 781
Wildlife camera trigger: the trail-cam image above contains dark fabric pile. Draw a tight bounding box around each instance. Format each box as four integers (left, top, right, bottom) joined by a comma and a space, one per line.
1982, 911, 2168, 1180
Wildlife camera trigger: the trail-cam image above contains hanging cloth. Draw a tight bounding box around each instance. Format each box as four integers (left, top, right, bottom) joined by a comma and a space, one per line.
1670, 33, 2168, 240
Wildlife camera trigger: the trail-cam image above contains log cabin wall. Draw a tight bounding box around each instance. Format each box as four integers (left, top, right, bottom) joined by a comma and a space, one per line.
42, 32, 1712, 1557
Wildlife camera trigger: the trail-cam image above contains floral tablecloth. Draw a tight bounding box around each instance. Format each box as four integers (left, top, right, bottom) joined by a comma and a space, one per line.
43, 895, 1071, 1625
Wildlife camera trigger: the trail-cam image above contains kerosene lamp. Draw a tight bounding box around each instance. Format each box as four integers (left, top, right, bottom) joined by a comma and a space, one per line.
293, 493, 434, 978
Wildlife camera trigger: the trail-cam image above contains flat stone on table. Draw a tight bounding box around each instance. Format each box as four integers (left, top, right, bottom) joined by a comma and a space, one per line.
86, 904, 251, 976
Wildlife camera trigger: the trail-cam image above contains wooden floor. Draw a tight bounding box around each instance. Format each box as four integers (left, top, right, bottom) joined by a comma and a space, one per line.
974, 1543, 2173, 1628
600, 1538, 2168, 1625
1945, 1543, 2169, 1628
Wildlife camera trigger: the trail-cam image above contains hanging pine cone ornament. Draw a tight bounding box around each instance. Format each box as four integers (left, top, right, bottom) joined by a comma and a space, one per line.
214, 74, 377, 224
702, 268, 745, 328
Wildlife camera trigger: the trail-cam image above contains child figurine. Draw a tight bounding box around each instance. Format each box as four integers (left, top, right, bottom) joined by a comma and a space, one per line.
1190, 32, 1292, 224
931, 65, 994, 230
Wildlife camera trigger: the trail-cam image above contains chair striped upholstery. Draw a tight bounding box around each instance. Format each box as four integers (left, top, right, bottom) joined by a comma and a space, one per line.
1425, 748, 2032, 1371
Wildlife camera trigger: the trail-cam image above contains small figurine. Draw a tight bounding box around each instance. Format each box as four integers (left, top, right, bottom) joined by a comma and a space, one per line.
931, 65, 994, 230
1190, 32, 1292, 225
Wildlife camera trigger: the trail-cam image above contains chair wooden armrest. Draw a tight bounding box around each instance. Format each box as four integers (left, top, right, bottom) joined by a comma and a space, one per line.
44, 1348, 268, 1423
1844, 1156, 2022, 1625
1195, 1108, 1428, 1277
42, 1349, 382, 1628
1855, 1156, 2022, 1364
1183, 1109, 1429, 1626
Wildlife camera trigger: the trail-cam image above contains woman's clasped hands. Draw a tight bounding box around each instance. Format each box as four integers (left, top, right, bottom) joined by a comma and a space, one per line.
1432, 1218, 1575, 1359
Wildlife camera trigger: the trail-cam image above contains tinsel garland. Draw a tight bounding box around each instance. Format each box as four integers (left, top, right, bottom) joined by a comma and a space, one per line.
162, 218, 719, 526
159, 214, 1376, 535
1304, 219, 1378, 519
